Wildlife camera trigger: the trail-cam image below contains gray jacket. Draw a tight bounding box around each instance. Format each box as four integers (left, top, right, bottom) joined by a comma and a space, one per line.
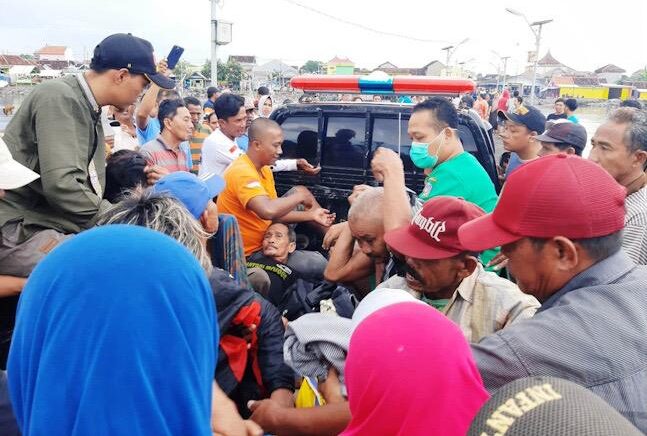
473, 250, 647, 432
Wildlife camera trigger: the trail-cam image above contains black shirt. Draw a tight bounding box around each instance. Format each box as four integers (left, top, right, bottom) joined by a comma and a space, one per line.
547, 113, 568, 121
246, 255, 299, 301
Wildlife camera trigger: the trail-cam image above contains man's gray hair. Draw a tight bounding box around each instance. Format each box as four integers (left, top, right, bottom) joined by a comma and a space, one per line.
348, 187, 384, 223
608, 108, 647, 153
97, 189, 214, 274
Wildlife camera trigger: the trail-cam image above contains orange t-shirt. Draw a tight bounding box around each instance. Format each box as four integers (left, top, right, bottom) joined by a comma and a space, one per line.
217, 154, 277, 256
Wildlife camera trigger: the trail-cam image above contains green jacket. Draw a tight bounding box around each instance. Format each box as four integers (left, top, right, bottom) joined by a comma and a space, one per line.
0, 74, 111, 242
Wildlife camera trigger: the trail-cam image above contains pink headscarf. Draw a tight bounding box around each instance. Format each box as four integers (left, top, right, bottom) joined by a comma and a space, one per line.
341, 303, 489, 436
497, 89, 510, 112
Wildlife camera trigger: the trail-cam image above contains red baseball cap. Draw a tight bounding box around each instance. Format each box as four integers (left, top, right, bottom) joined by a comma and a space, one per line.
384, 196, 485, 260
458, 154, 626, 252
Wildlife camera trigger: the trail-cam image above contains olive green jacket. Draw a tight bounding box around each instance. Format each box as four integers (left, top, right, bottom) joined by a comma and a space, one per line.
0, 74, 111, 242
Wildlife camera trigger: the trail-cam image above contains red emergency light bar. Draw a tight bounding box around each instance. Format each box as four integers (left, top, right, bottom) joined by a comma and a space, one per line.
290, 74, 475, 96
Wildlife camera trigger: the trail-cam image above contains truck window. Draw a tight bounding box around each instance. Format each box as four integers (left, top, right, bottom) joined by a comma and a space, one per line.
323, 117, 367, 168
279, 116, 319, 163
371, 117, 416, 173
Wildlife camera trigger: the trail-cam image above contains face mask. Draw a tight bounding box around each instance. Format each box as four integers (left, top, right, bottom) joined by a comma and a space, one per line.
409, 130, 446, 169
410, 142, 436, 169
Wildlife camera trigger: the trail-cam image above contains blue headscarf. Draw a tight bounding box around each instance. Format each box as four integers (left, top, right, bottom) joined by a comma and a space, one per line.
8, 225, 218, 436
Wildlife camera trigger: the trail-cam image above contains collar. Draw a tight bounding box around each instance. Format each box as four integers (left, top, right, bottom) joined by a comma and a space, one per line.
75, 73, 100, 116
538, 250, 636, 312
452, 263, 482, 304
241, 153, 268, 176
155, 135, 180, 152
215, 128, 237, 145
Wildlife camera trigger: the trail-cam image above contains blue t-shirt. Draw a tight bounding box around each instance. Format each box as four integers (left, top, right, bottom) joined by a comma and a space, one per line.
180, 141, 192, 169
567, 115, 580, 124
136, 117, 161, 145
203, 100, 215, 111
236, 134, 249, 152
505, 152, 523, 179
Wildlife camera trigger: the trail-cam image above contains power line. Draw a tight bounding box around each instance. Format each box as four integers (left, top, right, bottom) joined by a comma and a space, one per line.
279, 0, 451, 44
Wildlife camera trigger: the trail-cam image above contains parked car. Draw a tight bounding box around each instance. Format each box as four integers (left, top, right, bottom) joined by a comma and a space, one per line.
269, 75, 499, 249
271, 101, 499, 217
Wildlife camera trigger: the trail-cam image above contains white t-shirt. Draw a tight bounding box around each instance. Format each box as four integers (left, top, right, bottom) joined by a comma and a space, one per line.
199, 129, 243, 177
199, 128, 299, 176
112, 127, 139, 152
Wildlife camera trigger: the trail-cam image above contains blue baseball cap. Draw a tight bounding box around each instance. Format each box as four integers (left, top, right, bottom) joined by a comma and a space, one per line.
153, 172, 225, 219
90, 33, 175, 90
498, 105, 547, 134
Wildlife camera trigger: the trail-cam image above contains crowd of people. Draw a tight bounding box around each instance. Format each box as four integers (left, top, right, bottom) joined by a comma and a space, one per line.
1, 32, 647, 435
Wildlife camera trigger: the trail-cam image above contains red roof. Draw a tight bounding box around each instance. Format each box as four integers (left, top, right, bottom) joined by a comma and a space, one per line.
0, 55, 35, 66
36, 45, 68, 55
551, 76, 574, 86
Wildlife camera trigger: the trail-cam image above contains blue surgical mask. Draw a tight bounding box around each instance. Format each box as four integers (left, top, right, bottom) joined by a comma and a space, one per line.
409, 130, 446, 169
410, 142, 437, 169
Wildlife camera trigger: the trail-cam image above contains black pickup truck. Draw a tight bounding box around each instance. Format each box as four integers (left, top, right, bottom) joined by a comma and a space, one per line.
270, 101, 500, 225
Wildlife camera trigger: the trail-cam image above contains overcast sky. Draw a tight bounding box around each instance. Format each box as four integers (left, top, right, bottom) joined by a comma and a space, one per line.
1, 0, 646, 76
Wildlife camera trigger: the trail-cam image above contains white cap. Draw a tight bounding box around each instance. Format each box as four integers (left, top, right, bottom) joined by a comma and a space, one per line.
0, 137, 39, 190
351, 288, 425, 331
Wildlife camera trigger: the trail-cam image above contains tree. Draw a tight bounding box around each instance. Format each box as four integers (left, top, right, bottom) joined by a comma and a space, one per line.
201, 59, 211, 81
20, 54, 35, 61
173, 60, 192, 80
216, 60, 244, 89
301, 60, 324, 74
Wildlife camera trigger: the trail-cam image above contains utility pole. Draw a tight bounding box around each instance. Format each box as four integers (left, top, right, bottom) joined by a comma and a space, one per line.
529, 20, 552, 104
501, 56, 510, 90
210, 0, 218, 86
505, 8, 552, 105
442, 45, 454, 68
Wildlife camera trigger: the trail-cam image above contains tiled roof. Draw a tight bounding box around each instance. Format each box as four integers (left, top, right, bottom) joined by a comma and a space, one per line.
594, 64, 626, 74
36, 45, 67, 55
0, 55, 35, 66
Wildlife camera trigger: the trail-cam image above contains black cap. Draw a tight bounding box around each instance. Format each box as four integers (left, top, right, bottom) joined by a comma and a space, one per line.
90, 33, 175, 90
468, 377, 642, 436
535, 121, 587, 154
498, 105, 547, 134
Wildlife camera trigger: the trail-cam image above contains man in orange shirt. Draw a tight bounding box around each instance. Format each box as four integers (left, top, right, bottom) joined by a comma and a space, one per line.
217, 118, 334, 275
474, 93, 489, 121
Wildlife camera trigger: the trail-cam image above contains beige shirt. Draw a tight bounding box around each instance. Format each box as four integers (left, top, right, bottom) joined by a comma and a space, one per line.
378, 264, 540, 343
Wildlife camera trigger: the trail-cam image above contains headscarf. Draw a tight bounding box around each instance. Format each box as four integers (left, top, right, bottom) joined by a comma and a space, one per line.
258, 95, 273, 118
8, 225, 217, 436
341, 302, 489, 436
497, 89, 510, 112
351, 288, 424, 330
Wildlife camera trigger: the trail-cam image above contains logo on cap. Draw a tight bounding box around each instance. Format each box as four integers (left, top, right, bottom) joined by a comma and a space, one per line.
412, 213, 446, 242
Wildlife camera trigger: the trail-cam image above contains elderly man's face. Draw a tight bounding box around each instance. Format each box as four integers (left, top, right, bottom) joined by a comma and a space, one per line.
501, 238, 561, 302
262, 223, 295, 263
349, 217, 387, 260
405, 256, 464, 298
589, 121, 637, 184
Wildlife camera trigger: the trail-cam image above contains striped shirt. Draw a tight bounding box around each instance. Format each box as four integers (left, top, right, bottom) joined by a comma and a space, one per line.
189, 124, 211, 175
139, 136, 190, 173
472, 251, 647, 431
623, 185, 647, 265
